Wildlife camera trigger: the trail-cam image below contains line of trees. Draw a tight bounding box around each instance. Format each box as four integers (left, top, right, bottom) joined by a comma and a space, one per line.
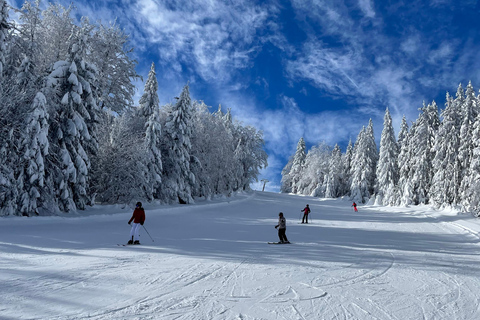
0, 1, 268, 216
282, 82, 480, 216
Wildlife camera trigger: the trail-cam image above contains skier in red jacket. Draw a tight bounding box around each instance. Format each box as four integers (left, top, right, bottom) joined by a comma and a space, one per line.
301, 204, 310, 224
128, 202, 146, 245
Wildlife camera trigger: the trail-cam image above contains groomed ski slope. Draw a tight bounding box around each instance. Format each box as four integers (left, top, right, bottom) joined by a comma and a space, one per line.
2, 191, 480, 320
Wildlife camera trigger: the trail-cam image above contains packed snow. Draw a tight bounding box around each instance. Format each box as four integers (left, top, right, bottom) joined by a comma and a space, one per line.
2, 191, 480, 320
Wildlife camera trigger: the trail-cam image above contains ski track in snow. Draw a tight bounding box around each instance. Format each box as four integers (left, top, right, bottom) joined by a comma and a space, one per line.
2, 191, 480, 319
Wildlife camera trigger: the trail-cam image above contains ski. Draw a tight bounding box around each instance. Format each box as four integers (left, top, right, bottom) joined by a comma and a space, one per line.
268, 242, 291, 244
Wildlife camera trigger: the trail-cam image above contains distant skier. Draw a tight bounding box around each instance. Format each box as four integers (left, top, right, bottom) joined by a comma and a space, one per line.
275, 212, 290, 244
128, 202, 146, 245
352, 202, 358, 212
301, 204, 310, 223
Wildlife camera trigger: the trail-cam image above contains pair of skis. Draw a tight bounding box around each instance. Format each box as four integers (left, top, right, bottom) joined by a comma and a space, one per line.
268, 242, 292, 244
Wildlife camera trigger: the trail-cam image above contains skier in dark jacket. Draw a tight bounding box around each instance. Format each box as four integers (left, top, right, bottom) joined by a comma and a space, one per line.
275, 212, 289, 243
352, 202, 358, 212
128, 202, 146, 244
301, 204, 310, 223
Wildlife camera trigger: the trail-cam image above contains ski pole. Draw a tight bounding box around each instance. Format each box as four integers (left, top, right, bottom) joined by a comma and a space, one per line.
142, 225, 155, 242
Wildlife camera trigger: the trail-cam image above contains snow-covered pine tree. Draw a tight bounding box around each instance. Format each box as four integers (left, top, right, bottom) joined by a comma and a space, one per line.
397, 116, 408, 150
342, 139, 353, 196
138, 62, 162, 200
465, 110, 480, 215
280, 156, 294, 193
375, 108, 399, 206
161, 84, 196, 204
350, 120, 378, 203
459, 82, 478, 204
138, 63, 160, 119
397, 121, 415, 206
45, 21, 99, 211
289, 137, 306, 194
430, 93, 461, 208
17, 93, 49, 216
325, 144, 343, 198
409, 101, 439, 205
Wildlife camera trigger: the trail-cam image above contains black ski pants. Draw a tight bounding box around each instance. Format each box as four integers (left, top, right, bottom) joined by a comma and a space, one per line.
302, 213, 308, 223
278, 228, 288, 243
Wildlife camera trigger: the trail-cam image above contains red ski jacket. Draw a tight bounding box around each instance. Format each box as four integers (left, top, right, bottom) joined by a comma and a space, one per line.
129, 208, 145, 224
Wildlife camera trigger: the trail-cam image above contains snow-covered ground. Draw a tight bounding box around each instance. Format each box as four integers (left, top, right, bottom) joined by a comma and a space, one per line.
2, 191, 480, 320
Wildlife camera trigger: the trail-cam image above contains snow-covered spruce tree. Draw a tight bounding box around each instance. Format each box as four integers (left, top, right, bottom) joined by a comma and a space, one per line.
430, 93, 461, 208
161, 84, 196, 204
17, 93, 49, 215
342, 139, 353, 196
409, 101, 439, 205
397, 116, 409, 150
45, 21, 99, 211
397, 121, 414, 206
375, 108, 399, 206
325, 144, 344, 198
280, 156, 294, 193
459, 82, 478, 204
137, 62, 162, 200
465, 111, 480, 215
350, 120, 378, 203
289, 137, 306, 194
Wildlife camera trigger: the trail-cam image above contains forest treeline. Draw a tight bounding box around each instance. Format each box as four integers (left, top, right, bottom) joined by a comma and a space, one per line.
0, 1, 268, 216
282, 82, 480, 216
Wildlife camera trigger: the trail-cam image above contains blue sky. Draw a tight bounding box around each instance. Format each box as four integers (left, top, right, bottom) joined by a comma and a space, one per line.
8, 0, 480, 192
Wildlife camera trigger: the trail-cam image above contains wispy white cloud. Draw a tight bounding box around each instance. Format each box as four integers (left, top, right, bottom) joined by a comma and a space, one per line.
358, 0, 376, 18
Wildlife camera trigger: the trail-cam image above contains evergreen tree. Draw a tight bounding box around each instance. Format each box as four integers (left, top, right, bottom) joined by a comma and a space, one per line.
138, 62, 162, 199
161, 85, 196, 204
430, 93, 461, 207
397, 116, 408, 150
375, 108, 399, 206
409, 102, 439, 204
289, 137, 306, 193
17, 93, 49, 215
280, 156, 294, 193
342, 139, 353, 196
350, 120, 378, 203
459, 82, 477, 203
397, 122, 415, 206
465, 111, 480, 214
45, 21, 99, 211
325, 144, 343, 198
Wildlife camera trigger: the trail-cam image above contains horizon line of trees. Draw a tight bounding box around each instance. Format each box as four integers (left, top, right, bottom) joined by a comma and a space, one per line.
0, 1, 268, 216
282, 81, 480, 216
